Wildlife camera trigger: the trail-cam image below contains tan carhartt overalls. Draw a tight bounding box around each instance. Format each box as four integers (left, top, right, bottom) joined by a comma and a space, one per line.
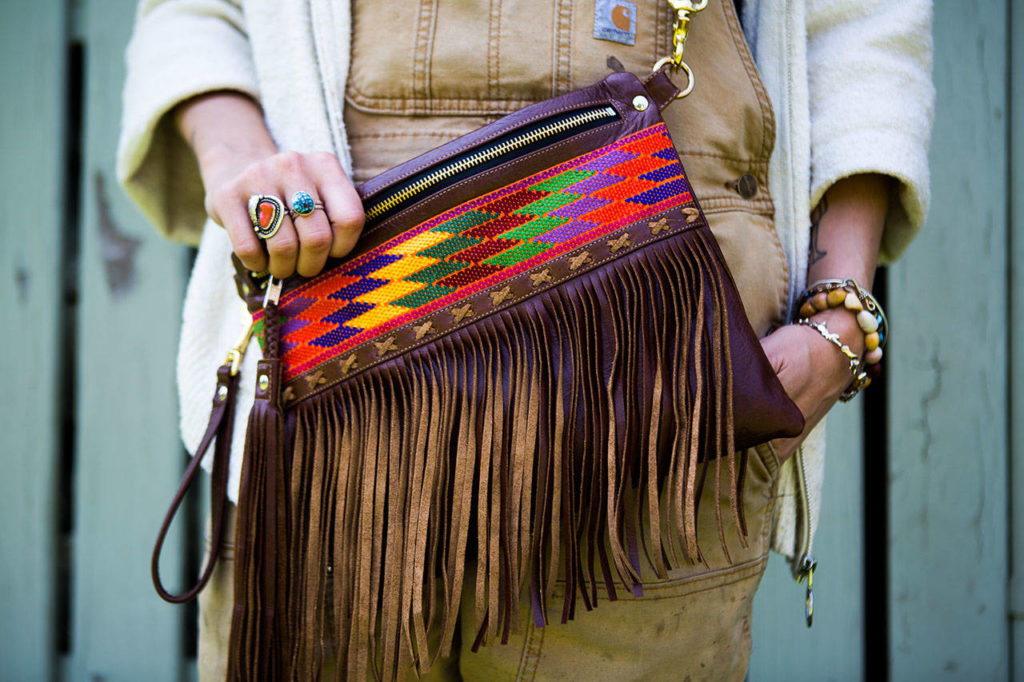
199, 1, 792, 679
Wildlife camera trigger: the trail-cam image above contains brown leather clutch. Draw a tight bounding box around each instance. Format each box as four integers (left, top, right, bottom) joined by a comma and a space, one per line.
159, 69, 804, 680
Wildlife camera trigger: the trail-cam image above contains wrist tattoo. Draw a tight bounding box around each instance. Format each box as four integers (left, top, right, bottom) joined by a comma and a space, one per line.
809, 194, 828, 266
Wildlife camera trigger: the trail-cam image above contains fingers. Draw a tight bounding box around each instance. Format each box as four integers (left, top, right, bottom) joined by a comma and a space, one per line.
762, 321, 854, 461
287, 153, 364, 277
314, 153, 365, 260
264, 216, 300, 279
290, 210, 332, 278
208, 151, 365, 279
217, 198, 268, 273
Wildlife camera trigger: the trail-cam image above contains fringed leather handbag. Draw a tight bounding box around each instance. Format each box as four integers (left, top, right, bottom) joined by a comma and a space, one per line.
153, 68, 804, 680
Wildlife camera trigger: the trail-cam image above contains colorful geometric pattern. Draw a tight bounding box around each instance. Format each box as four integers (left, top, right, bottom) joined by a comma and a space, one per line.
258, 124, 694, 381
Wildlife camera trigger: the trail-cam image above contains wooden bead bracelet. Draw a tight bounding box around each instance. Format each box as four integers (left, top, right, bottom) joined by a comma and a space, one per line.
795, 278, 889, 401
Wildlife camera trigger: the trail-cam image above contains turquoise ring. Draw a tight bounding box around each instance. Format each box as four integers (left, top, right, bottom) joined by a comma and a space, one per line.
288, 191, 324, 219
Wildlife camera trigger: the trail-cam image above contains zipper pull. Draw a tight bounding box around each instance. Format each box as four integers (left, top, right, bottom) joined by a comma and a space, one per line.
797, 555, 817, 628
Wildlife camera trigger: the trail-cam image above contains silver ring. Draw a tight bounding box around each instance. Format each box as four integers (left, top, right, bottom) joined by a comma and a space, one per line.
286, 204, 325, 220
248, 194, 285, 239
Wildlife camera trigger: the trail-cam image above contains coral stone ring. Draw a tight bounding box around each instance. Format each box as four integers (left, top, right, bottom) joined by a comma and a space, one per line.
248, 194, 285, 240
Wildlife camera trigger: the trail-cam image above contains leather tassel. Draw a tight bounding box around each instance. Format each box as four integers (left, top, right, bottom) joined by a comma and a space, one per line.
228, 302, 290, 681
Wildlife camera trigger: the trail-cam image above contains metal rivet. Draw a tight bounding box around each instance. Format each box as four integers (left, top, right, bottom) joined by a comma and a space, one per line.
258, 374, 269, 392
735, 173, 758, 199
216, 385, 228, 401
326, 564, 333, 574
242, 283, 250, 295
632, 95, 650, 111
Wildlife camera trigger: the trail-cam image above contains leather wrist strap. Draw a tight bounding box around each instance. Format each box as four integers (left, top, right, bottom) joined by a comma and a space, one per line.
151, 364, 239, 603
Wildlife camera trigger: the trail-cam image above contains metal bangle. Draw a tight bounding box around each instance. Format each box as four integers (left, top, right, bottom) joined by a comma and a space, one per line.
795, 318, 861, 376
795, 318, 872, 402
839, 371, 872, 403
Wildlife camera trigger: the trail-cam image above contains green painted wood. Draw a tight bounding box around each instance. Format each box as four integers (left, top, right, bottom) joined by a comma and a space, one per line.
749, 408, 865, 681
69, 0, 192, 678
1010, 1, 1024, 679
0, 1, 67, 679
887, 2, 1010, 679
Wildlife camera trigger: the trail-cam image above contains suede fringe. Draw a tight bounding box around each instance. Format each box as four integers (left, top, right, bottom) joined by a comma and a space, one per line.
229, 228, 742, 680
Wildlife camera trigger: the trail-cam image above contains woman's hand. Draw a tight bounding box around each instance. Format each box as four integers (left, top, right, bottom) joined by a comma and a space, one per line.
175, 92, 365, 279
760, 308, 865, 461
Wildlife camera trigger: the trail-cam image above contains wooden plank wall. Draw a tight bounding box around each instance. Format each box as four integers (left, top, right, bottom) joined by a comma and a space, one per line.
750, 410, 866, 680
1011, 0, 1024, 677
68, 0, 193, 678
886, 1, 1011, 679
753, 2, 1017, 680
0, 2, 67, 680
0, 0, 1018, 680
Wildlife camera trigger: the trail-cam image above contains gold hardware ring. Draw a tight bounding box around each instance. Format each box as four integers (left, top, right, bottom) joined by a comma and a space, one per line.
652, 58, 695, 99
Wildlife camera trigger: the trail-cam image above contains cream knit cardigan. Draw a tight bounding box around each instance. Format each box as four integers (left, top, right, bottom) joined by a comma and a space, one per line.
118, 0, 932, 567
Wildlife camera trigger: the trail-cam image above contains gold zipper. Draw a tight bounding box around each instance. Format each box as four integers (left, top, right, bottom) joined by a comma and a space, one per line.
364, 105, 619, 222
794, 446, 817, 627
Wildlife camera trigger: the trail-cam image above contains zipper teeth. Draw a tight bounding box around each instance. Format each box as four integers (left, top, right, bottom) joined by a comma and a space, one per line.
365, 105, 618, 222
796, 447, 812, 561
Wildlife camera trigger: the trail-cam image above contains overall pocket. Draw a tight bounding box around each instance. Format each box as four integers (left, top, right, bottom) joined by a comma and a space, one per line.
347, 0, 665, 115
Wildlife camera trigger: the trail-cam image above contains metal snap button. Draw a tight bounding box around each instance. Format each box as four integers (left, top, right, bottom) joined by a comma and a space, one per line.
734, 173, 758, 199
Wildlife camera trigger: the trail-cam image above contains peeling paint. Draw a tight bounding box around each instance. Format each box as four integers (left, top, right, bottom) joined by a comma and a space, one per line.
14, 264, 29, 301
972, 455, 985, 556
915, 349, 944, 462
93, 172, 140, 298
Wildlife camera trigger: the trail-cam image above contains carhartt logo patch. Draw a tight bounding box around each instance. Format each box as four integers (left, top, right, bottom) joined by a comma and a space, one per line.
593, 0, 637, 46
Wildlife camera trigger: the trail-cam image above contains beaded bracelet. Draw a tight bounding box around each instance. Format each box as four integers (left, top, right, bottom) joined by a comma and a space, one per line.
797, 278, 887, 367
795, 278, 888, 401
